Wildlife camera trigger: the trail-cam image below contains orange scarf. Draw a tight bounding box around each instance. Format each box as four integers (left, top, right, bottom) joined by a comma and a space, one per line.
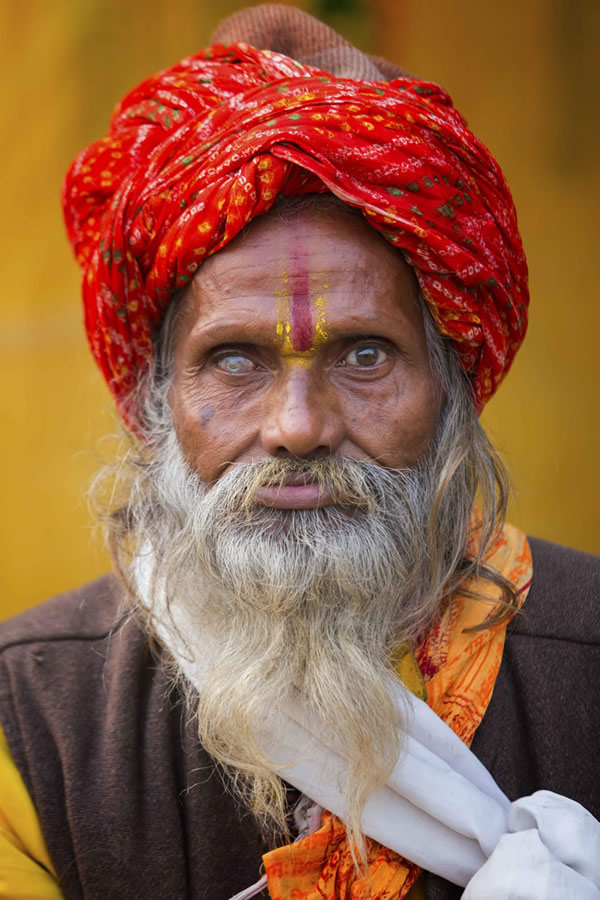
262, 522, 532, 899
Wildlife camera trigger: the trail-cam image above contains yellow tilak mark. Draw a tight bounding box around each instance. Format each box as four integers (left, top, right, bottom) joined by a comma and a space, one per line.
275, 272, 328, 368
275, 275, 311, 368
313, 293, 328, 348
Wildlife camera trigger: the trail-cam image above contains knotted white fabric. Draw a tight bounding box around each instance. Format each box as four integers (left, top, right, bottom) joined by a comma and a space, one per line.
462, 793, 600, 898
135, 555, 600, 894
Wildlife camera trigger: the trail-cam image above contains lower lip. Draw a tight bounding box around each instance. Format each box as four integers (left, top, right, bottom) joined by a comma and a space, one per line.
253, 483, 333, 509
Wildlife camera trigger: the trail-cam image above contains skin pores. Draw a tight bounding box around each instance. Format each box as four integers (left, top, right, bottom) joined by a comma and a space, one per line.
169, 205, 443, 506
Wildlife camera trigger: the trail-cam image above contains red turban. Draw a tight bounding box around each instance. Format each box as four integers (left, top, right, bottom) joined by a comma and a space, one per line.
63, 16, 528, 430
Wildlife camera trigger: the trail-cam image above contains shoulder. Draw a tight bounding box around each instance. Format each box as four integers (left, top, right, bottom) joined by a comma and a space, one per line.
0, 575, 150, 754
0, 574, 127, 652
0, 575, 159, 800
510, 537, 600, 644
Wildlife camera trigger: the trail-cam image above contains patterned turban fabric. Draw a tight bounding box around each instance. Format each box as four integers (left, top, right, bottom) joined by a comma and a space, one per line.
63, 5, 528, 431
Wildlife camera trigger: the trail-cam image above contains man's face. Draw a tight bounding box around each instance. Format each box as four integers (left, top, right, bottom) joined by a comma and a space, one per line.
169, 205, 443, 497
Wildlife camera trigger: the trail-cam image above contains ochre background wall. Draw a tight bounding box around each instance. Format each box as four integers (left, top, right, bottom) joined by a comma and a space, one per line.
1, 0, 598, 619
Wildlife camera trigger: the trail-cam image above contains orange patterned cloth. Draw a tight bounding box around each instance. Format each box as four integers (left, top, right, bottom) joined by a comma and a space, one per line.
62, 42, 528, 430
262, 522, 532, 899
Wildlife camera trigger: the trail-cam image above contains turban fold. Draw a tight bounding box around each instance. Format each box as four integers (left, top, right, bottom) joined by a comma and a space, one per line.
63, 5, 528, 429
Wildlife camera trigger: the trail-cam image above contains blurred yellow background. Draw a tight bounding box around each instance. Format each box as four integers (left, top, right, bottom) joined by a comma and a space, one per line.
1, 0, 598, 620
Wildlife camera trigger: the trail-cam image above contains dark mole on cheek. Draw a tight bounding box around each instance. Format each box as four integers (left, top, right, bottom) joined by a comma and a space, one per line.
199, 406, 215, 428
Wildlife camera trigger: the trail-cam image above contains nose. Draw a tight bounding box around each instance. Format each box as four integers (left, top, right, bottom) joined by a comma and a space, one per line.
260, 368, 345, 458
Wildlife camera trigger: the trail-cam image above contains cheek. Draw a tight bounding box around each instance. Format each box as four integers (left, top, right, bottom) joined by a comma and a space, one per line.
391, 380, 442, 465
169, 379, 261, 482
344, 374, 441, 467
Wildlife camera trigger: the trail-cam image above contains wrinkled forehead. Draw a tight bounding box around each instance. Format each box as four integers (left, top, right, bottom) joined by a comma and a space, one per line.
162, 199, 432, 387
183, 197, 421, 314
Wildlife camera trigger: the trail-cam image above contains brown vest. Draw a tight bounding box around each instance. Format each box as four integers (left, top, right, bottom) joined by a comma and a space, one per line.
1, 537, 599, 899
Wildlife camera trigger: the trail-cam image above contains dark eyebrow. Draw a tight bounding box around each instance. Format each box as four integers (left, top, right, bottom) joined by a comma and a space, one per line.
187, 320, 276, 348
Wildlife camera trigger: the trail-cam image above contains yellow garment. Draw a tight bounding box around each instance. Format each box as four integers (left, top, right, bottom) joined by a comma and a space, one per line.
0, 727, 62, 899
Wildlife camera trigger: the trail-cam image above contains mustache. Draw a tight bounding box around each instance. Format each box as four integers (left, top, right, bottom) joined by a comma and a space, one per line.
211, 456, 427, 516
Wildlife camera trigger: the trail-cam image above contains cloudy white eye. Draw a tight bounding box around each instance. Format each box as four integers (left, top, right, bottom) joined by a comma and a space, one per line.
216, 354, 256, 374
342, 344, 388, 367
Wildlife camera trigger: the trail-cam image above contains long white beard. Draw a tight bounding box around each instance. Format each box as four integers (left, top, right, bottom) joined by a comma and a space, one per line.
135, 430, 452, 845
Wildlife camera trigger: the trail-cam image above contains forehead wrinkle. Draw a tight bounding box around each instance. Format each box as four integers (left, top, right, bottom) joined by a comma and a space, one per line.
181, 212, 421, 338
192, 237, 291, 294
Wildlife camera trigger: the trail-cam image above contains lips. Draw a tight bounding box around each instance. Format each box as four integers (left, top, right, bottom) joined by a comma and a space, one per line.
253, 477, 334, 509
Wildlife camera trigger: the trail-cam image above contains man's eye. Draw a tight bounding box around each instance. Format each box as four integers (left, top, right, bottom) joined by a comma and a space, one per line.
215, 354, 257, 374
342, 345, 388, 367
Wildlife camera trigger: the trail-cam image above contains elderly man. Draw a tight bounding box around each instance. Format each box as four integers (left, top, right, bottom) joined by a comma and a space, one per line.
1, 5, 599, 899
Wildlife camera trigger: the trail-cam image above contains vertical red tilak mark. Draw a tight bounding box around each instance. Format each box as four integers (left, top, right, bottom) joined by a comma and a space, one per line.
289, 230, 314, 351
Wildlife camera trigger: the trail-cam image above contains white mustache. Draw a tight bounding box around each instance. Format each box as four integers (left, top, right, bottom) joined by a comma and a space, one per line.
209, 455, 428, 517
